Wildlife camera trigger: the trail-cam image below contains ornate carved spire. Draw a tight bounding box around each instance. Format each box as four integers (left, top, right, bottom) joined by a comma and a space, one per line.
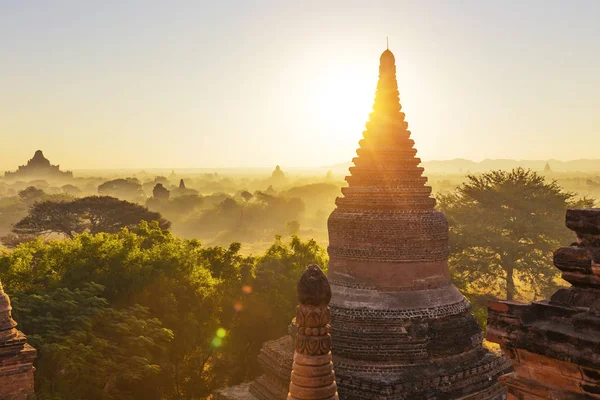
287, 265, 339, 400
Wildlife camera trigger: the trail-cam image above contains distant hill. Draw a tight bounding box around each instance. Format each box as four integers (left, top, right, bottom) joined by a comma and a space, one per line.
325, 159, 600, 175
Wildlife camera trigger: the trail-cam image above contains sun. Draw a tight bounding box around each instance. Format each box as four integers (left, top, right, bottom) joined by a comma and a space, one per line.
309, 67, 375, 146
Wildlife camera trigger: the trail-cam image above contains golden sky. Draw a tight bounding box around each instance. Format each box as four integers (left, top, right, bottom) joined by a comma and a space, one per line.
1, 1, 599, 170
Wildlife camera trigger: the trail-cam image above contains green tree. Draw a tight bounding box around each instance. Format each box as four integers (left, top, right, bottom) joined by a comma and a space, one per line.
10, 283, 173, 400
240, 190, 253, 203
0, 223, 327, 398
74, 196, 170, 234
438, 168, 594, 304
98, 178, 145, 202
14, 200, 82, 238
13, 196, 170, 239
212, 235, 327, 386
19, 186, 46, 204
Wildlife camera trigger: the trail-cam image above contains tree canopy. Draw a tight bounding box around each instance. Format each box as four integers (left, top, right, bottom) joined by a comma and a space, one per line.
438, 168, 594, 308
98, 178, 145, 202
13, 196, 170, 239
0, 222, 326, 399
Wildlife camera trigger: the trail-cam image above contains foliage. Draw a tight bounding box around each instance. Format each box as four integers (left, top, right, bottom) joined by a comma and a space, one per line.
0, 223, 327, 399
98, 178, 145, 202
438, 168, 594, 316
14, 199, 83, 239
19, 186, 46, 204
240, 191, 253, 203
13, 196, 170, 239
10, 283, 173, 400
176, 193, 306, 246
210, 235, 327, 385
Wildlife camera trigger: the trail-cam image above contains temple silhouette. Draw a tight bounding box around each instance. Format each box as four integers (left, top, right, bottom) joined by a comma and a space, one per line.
4, 150, 73, 180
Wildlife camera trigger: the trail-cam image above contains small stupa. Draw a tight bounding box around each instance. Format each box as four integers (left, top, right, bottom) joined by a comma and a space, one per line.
152, 183, 170, 201
271, 165, 286, 186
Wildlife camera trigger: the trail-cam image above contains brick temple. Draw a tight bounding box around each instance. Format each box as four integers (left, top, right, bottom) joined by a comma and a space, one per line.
0, 280, 36, 400
325, 47, 510, 399
4, 150, 73, 180
487, 208, 600, 399
215, 47, 511, 400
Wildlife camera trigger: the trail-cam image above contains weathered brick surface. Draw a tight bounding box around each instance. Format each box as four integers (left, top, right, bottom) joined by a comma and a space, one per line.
324, 48, 510, 400
487, 208, 600, 399
213, 47, 510, 400
0, 281, 36, 400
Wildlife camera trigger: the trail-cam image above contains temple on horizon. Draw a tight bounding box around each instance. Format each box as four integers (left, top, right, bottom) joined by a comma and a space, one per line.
4, 150, 73, 180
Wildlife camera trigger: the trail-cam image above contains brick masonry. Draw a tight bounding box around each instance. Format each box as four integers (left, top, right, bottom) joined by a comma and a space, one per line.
213, 47, 511, 400
326, 48, 510, 400
487, 208, 600, 399
0, 280, 36, 400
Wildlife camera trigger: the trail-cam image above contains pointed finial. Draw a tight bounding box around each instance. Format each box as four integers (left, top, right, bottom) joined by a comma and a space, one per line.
387, 36, 389, 50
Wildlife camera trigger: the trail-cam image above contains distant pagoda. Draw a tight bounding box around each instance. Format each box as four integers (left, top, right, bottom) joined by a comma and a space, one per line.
326, 48, 511, 399
5, 150, 73, 180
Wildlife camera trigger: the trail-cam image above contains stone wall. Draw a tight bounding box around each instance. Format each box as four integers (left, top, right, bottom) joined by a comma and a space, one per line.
487, 208, 600, 399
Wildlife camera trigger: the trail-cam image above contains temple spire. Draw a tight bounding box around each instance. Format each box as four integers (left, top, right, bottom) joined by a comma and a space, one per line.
336, 47, 434, 211
326, 48, 510, 399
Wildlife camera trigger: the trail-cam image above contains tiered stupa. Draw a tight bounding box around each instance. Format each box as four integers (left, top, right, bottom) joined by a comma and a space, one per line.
487, 208, 600, 399
326, 47, 510, 399
0, 280, 37, 399
213, 47, 511, 400
4, 150, 73, 180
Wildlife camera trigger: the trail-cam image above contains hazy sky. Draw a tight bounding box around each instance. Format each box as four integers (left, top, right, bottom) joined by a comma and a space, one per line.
1, 1, 599, 170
